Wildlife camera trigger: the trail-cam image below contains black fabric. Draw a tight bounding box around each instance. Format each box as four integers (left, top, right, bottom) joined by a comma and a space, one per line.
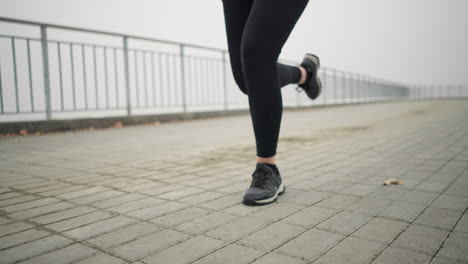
221, 0, 309, 157
259, 162, 280, 176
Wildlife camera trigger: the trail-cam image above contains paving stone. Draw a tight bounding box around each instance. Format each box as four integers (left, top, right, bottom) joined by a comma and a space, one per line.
137, 183, 184, 196
201, 179, 237, 189
45, 211, 115, 232
316, 210, 372, 235
276, 228, 345, 261
437, 232, 468, 263
180, 176, 219, 187
282, 205, 337, 228
141, 235, 226, 264
0, 221, 34, 237
392, 224, 449, 255
56, 186, 110, 200
0, 195, 39, 208
1, 198, 60, 213
453, 213, 468, 233
339, 183, 381, 197
347, 196, 393, 216
9, 202, 75, 220
18, 243, 98, 264
397, 178, 423, 189
372, 247, 431, 264
85, 222, 161, 249
0, 192, 22, 200
0, 228, 50, 250
192, 243, 264, 264
126, 201, 188, 220
315, 194, 362, 210
250, 202, 304, 221
150, 207, 212, 227
107, 197, 165, 214
239, 222, 305, 251
157, 187, 205, 200
216, 182, 250, 194
70, 190, 125, 205
39, 185, 89, 197
0, 235, 73, 264
174, 211, 239, 235
280, 189, 331, 205
0, 217, 11, 225
25, 183, 71, 194
73, 253, 128, 264
63, 215, 138, 240
430, 195, 468, 211
315, 181, 354, 193
415, 207, 463, 230
414, 182, 449, 193
178, 191, 226, 204
430, 256, 462, 264
444, 184, 468, 198
222, 203, 268, 216
205, 216, 270, 242
398, 190, 439, 205
92, 193, 146, 208
314, 236, 385, 264
109, 229, 190, 261
290, 178, 330, 191
250, 252, 307, 264
371, 187, 409, 201
378, 201, 426, 222
31, 206, 96, 225
197, 194, 241, 210
352, 217, 409, 244
106, 179, 154, 190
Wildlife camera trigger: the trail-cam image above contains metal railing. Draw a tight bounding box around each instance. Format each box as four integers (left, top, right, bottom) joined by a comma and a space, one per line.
0, 17, 466, 122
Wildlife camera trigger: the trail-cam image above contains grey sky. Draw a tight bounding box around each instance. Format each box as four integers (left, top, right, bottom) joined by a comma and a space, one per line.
1, 0, 467, 85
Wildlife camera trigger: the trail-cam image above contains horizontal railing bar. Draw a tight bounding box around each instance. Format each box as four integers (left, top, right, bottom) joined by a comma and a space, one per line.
0, 34, 41, 41
47, 39, 123, 50
0, 36, 220, 58
0, 16, 227, 52
0, 111, 46, 114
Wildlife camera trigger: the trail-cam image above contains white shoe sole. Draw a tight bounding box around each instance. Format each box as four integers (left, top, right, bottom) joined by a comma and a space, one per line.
305, 53, 320, 68
247, 183, 285, 205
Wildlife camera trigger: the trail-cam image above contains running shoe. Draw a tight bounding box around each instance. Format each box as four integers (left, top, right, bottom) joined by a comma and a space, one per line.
242, 163, 285, 206
296, 53, 322, 100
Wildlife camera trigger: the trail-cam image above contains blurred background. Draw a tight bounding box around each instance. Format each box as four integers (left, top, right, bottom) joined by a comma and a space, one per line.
0, 0, 467, 123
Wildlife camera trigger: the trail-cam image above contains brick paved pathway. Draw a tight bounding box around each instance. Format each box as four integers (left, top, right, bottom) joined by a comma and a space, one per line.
0, 99, 467, 264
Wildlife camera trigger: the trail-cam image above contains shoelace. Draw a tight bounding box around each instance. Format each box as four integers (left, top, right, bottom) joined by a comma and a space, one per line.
252, 166, 275, 189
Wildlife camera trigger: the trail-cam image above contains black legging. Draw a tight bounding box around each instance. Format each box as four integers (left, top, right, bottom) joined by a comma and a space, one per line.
221, 0, 309, 158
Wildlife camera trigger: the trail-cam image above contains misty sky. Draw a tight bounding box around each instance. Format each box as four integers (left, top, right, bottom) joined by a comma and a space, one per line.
1, 0, 467, 86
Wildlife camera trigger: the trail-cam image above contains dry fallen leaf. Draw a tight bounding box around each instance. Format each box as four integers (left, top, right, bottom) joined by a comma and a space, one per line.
383, 178, 403, 185
112, 122, 123, 128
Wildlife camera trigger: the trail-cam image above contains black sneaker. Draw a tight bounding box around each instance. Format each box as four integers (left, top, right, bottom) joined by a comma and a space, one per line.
242, 163, 286, 206
296, 53, 322, 100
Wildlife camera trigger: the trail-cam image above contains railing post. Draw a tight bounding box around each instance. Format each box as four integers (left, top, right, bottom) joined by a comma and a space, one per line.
222, 51, 228, 111
350, 73, 354, 104
333, 69, 337, 104
123, 36, 132, 116
322, 68, 327, 105
180, 44, 187, 113
40, 25, 52, 120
